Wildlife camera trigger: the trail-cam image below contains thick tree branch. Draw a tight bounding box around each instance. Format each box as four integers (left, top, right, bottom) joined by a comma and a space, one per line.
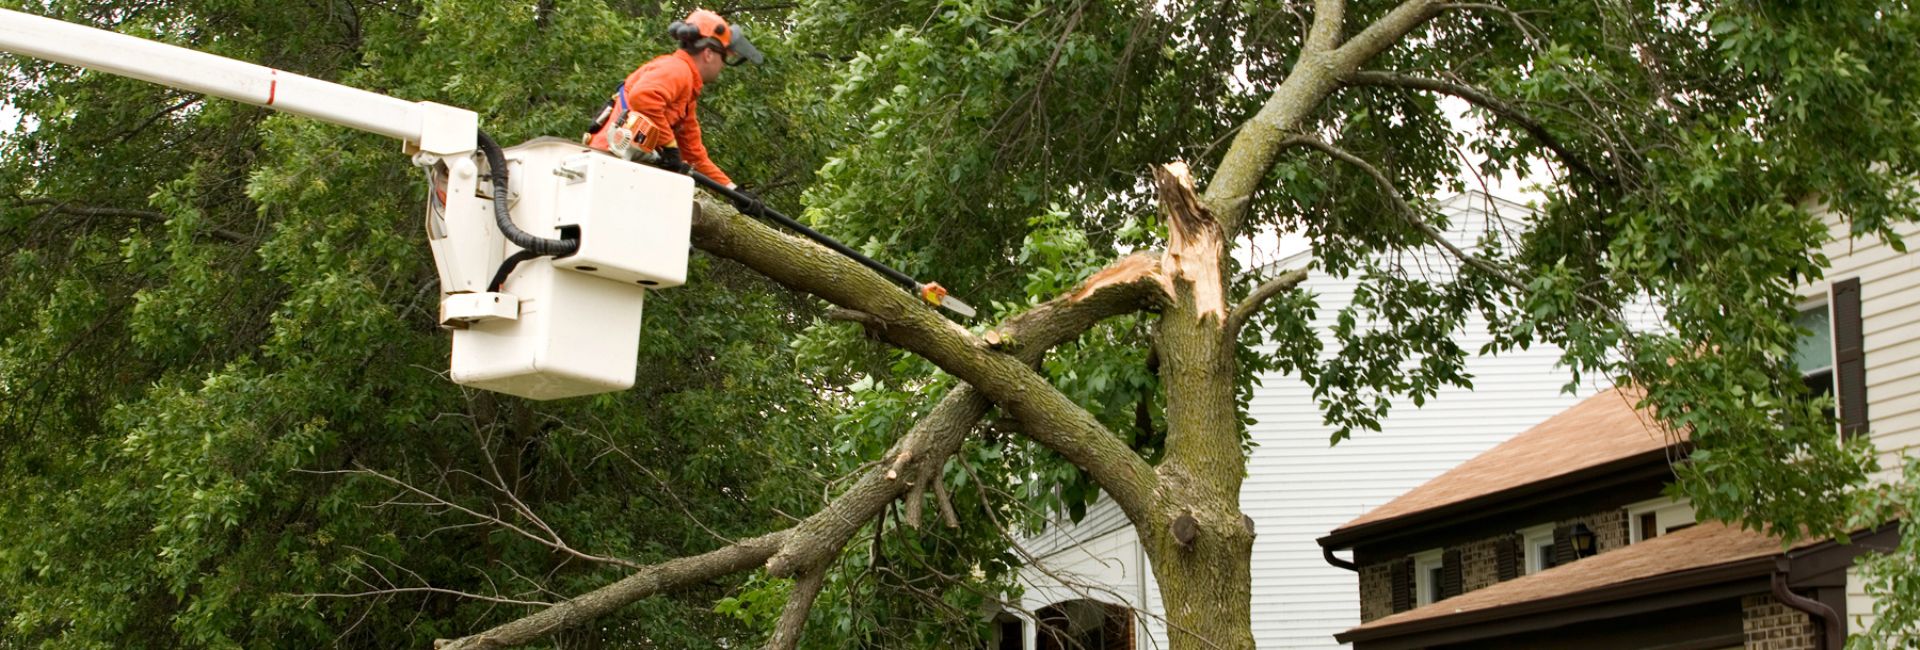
1332, 0, 1443, 65
435, 531, 791, 650
1343, 71, 1608, 186
764, 249, 1168, 578
689, 196, 1162, 522
1202, 0, 1443, 239
1224, 268, 1309, 339
764, 568, 827, 650
1305, 0, 1345, 53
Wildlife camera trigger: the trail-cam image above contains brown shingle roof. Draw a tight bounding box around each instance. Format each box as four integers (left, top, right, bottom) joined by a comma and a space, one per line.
1338, 521, 1815, 640
1327, 387, 1679, 537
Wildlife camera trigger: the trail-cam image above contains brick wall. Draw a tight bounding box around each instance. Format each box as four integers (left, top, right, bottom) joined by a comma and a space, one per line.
1560, 509, 1629, 554
1457, 536, 1503, 592
1359, 561, 1393, 622
1743, 594, 1818, 650
1355, 506, 1633, 619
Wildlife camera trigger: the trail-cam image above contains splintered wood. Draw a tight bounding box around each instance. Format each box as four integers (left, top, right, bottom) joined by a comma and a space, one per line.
1153, 162, 1228, 321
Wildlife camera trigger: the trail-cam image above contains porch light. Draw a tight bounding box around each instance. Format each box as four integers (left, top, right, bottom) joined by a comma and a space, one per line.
1572, 523, 1598, 558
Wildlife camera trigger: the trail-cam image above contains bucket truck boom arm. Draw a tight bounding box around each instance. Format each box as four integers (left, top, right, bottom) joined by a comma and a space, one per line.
0, 7, 477, 157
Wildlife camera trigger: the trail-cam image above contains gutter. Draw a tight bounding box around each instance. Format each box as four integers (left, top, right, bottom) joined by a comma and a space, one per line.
1336, 555, 1776, 644
1772, 561, 1843, 650
1324, 547, 1358, 572
1317, 446, 1683, 552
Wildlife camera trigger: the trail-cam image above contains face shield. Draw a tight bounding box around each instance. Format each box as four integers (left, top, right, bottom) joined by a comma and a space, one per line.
722, 25, 764, 66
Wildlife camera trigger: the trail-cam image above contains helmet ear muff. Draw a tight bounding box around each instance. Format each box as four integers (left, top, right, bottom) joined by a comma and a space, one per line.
668, 20, 700, 42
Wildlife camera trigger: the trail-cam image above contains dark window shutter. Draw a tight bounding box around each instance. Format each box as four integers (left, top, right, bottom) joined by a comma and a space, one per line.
1440, 549, 1464, 599
1833, 277, 1869, 437
1495, 534, 1520, 581
1552, 525, 1577, 567
1389, 558, 1414, 612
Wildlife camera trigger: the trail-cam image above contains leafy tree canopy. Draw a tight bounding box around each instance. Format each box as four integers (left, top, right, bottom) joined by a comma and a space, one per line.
3, 0, 1918, 647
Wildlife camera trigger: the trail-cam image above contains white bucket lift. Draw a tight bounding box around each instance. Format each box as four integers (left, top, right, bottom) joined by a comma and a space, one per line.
0, 9, 693, 400
436, 139, 693, 399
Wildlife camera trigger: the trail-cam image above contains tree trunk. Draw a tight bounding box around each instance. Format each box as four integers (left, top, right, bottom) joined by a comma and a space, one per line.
1140, 162, 1256, 650
1147, 510, 1256, 650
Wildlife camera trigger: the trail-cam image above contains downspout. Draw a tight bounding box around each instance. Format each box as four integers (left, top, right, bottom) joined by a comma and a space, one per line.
1324, 546, 1359, 572
1772, 562, 1843, 650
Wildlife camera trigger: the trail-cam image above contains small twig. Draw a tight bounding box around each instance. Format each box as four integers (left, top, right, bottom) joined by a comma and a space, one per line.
298, 466, 643, 570
11, 197, 249, 243
931, 471, 960, 529
1285, 135, 1530, 292
1342, 71, 1609, 188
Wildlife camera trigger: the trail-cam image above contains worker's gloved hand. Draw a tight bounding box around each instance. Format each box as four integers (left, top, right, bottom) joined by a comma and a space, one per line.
731, 186, 764, 215
653, 147, 690, 174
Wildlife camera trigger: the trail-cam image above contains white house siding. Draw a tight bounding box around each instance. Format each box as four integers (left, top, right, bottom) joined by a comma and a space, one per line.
1013, 501, 1164, 649
1810, 210, 1920, 470
1848, 564, 1875, 636
1016, 193, 1613, 649
1812, 211, 1920, 638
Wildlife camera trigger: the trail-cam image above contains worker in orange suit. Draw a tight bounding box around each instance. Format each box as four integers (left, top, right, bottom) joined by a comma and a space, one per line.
586, 8, 762, 193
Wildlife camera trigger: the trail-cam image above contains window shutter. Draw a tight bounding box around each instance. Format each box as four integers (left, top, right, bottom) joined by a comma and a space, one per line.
1389, 557, 1414, 612
1494, 534, 1520, 581
1552, 525, 1577, 567
1833, 277, 1869, 437
1440, 549, 1463, 599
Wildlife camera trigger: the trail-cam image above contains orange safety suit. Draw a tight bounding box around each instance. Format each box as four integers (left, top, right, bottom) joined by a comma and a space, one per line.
588, 50, 732, 187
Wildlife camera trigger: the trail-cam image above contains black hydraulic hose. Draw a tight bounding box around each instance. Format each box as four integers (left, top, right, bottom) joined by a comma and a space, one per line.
476, 130, 578, 258
488, 249, 542, 293
686, 171, 921, 291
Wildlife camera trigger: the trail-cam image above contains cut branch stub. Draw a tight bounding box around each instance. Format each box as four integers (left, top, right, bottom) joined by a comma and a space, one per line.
1171, 510, 1199, 549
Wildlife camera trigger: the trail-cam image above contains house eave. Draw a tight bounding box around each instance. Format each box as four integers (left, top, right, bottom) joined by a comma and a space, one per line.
1317, 445, 1686, 552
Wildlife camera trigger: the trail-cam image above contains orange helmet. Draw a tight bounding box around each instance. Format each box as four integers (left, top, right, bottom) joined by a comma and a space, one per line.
668, 9, 764, 64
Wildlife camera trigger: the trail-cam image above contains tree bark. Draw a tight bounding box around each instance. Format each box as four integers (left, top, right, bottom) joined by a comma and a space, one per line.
1141, 163, 1256, 650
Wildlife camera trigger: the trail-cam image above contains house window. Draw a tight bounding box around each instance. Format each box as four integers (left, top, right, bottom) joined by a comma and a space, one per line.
1798, 278, 1869, 437
986, 611, 1023, 650
1520, 524, 1555, 574
1036, 600, 1131, 650
1413, 550, 1444, 607
1627, 497, 1697, 543
1794, 304, 1835, 401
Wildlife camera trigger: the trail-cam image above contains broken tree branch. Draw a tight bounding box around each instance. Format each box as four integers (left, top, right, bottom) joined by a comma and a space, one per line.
690, 195, 1163, 523
437, 244, 1168, 649
435, 531, 790, 650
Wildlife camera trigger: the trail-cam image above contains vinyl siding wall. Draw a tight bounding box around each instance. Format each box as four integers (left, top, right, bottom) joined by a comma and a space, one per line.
1813, 211, 1920, 638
